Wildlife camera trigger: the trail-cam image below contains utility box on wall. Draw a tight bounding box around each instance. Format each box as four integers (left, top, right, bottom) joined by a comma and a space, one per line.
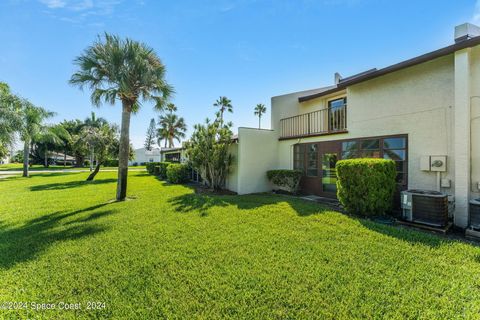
420, 155, 447, 172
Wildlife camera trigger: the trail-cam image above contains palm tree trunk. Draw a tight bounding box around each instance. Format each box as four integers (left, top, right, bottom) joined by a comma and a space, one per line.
22, 139, 29, 177
44, 148, 48, 167
164, 139, 167, 148
258, 115, 261, 129
86, 161, 102, 181
90, 146, 94, 172
116, 100, 132, 201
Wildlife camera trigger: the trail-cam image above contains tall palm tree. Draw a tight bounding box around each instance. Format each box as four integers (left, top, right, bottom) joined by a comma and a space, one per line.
19, 101, 54, 177
158, 113, 186, 148
165, 102, 177, 114
35, 124, 70, 167
213, 96, 233, 126
70, 33, 173, 201
254, 103, 267, 129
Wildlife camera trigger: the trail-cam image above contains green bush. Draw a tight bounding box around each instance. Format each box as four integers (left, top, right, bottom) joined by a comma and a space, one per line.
266, 169, 302, 194
157, 162, 170, 179
103, 159, 119, 167
146, 162, 160, 174
153, 165, 161, 176
166, 163, 189, 184
336, 158, 396, 216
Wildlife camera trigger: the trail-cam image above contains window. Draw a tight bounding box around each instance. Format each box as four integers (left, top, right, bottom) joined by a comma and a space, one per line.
293, 144, 305, 174
341, 136, 407, 185
328, 97, 347, 131
165, 152, 181, 163
307, 144, 318, 177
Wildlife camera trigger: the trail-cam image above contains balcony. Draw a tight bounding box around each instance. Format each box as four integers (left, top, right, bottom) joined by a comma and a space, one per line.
279, 105, 347, 140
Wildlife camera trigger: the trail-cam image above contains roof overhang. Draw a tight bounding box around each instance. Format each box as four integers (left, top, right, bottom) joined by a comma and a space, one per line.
298, 35, 480, 103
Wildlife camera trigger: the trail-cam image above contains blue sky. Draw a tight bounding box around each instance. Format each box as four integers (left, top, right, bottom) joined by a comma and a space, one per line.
0, 0, 478, 148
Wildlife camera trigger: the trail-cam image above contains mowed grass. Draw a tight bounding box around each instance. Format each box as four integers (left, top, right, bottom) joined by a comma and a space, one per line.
0, 163, 145, 171
0, 172, 480, 319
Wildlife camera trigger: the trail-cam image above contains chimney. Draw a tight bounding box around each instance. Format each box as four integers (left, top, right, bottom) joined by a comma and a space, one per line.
334, 72, 342, 85
455, 23, 480, 43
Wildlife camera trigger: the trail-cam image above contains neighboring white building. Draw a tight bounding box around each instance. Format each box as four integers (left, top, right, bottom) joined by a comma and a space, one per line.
0, 155, 10, 165
223, 22, 480, 228
160, 147, 186, 163
129, 147, 161, 165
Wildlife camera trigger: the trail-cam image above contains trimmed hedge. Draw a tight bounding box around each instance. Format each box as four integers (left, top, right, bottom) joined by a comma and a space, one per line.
103, 159, 119, 167
336, 158, 396, 216
146, 162, 171, 178
166, 163, 189, 184
266, 169, 302, 194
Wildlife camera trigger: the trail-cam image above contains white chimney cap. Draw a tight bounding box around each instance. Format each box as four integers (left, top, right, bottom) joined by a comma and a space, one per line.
455, 23, 480, 43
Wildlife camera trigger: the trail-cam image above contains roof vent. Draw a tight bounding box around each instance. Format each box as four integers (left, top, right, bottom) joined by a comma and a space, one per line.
455, 23, 480, 43
334, 72, 342, 84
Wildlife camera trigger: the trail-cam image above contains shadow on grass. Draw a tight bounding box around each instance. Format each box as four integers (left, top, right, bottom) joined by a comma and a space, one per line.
168, 187, 326, 217
30, 178, 117, 191
0, 202, 116, 269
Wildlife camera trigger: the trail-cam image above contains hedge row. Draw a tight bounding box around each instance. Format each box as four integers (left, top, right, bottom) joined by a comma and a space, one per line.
146, 162, 189, 184
266, 169, 302, 194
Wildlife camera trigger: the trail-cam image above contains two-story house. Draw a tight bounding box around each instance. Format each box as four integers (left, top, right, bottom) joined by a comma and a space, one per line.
225, 22, 480, 228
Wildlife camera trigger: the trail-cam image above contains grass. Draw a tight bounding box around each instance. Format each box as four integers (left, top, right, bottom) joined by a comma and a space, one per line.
0, 163, 145, 171
0, 171, 480, 319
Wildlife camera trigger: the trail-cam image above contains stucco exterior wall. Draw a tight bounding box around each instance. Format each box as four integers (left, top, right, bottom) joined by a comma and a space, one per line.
234, 128, 277, 194
468, 46, 480, 199
274, 55, 455, 195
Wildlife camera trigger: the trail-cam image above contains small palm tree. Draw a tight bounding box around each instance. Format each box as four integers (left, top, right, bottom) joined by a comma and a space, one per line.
35, 124, 70, 167
0, 83, 22, 155
254, 103, 267, 129
213, 96, 233, 125
70, 33, 173, 201
19, 101, 54, 177
158, 113, 187, 148
165, 103, 177, 114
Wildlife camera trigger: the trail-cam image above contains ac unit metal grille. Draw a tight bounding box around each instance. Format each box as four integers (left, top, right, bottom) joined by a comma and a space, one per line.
412, 195, 448, 227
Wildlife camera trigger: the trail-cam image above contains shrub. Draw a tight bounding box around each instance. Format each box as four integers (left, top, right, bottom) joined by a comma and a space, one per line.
103, 159, 119, 167
166, 163, 189, 184
336, 158, 396, 216
156, 162, 170, 179
146, 162, 158, 174
84, 160, 90, 166
266, 169, 302, 194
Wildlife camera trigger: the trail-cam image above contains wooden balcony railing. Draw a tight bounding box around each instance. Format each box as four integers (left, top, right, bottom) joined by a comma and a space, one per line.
279, 105, 347, 140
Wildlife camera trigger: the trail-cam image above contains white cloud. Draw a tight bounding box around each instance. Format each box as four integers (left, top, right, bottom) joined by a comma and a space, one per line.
40, 0, 66, 8
474, 0, 480, 24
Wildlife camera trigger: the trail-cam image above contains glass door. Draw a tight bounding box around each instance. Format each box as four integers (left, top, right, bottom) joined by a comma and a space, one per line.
319, 142, 341, 198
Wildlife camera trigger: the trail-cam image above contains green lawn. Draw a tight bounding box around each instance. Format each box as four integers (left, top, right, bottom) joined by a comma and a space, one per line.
0, 172, 479, 319
0, 163, 145, 171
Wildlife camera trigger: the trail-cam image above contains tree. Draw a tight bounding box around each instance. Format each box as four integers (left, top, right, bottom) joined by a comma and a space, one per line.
254, 103, 267, 129
213, 96, 233, 126
144, 118, 156, 151
34, 124, 70, 167
157, 113, 187, 148
84, 112, 107, 171
19, 101, 54, 177
156, 123, 169, 148
61, 119, 87, 167
166, 102, 177, 114
70, 33, 173, 201
84, 123, 119, 181
185, 118, 233, 191
0, 83, 21, 155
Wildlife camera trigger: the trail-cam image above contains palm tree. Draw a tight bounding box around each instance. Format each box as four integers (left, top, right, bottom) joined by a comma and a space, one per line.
156, 123, 169, 148
70, 33, 173, 201
254, 103, 267, 129
84, 112, 108, 170
0, 83, 22, 156
35, 124, 70, 167
213, 96, 233, 125
165, 102, 177, 114
158, 113, 186, 148
19, 101, 54, 177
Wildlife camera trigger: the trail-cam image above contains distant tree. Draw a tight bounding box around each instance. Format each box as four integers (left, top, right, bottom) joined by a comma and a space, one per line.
157, 113, 187, 148
70, 33, 173, 201
156, 123, 169, 148
34, 124, 71, 167
254, 103, 267, 129
84, 123, 119, 181
144, 118, 156, 151
166, 102, 177, 114
186, 118, 233, 190
0, 82, 21, 155
213, 96, 233, 126
18, 101, 54, 177
61, 119, 87, 167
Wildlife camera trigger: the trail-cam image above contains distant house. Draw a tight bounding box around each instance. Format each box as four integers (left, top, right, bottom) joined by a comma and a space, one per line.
160, 147, 185, 163
129, 147, 161, 165
222, 22, 480, 229
0, 155, 9, 165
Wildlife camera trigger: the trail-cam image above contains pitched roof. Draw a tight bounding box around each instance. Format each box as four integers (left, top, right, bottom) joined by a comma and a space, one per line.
298, 35, 480, 103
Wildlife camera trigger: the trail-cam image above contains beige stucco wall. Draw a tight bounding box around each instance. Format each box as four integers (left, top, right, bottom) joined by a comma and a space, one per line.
274, 55, 455, 195
468, 46, 480, 199
233, 128, 277, 194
